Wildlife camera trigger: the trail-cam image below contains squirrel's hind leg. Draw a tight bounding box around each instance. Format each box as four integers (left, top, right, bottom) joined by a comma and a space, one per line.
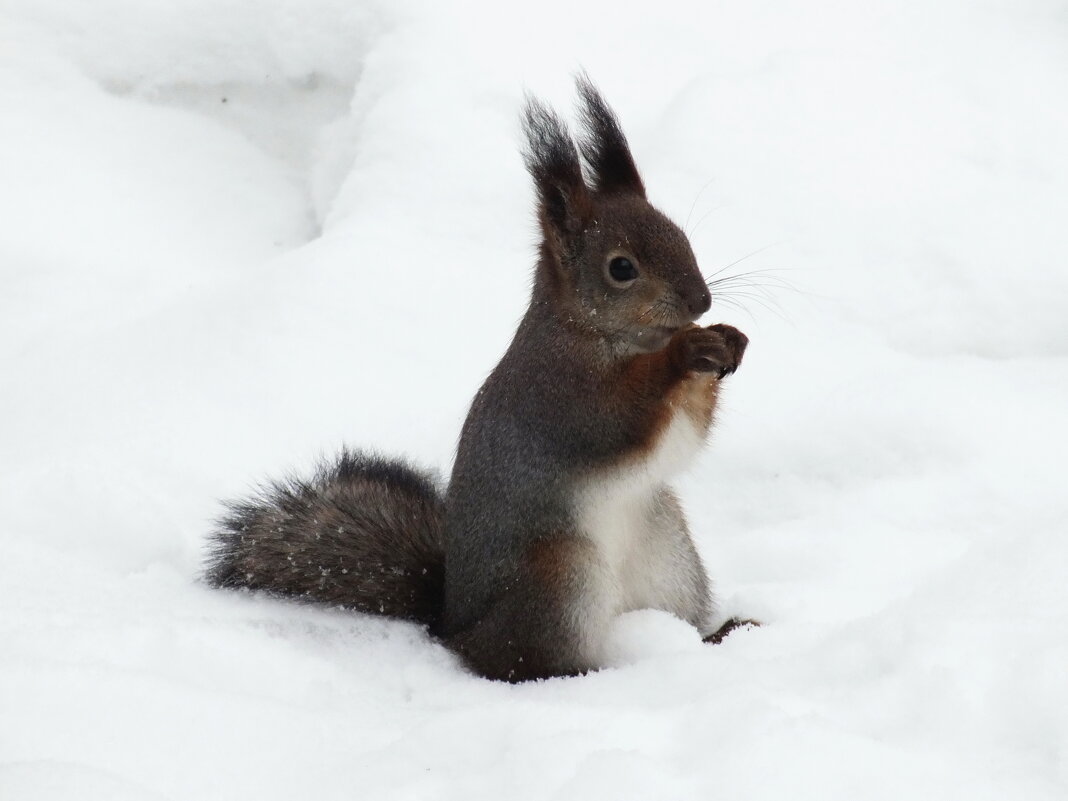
632, 489, 762, 644
445, 534, 613, 682
619, 488, 718, 636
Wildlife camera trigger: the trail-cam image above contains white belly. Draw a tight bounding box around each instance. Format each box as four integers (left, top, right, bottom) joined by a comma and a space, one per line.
574, 410, 706, 600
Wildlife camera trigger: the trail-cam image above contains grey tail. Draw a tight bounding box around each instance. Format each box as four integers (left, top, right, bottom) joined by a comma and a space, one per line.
205, 449, 446, 628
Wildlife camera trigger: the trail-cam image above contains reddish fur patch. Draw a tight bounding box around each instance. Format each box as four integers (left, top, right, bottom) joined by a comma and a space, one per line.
674, 371, 719, 433
603, 315, 747, 466
607, 327, 722, 464
612, 346, 680, 459
526, 535, 593, 587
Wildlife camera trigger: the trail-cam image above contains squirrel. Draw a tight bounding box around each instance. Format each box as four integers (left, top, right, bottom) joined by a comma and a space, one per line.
205, 77, 751, 682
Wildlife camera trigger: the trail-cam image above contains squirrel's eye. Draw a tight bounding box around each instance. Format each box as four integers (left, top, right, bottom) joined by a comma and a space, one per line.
608, 256, 639, 284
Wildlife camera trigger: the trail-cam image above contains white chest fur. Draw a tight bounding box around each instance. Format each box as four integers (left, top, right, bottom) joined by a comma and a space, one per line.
574, 409, 706, 583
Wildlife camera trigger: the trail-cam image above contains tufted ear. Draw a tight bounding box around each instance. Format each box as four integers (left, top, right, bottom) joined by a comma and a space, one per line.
575, 75, 646, 197
522, 94, 594, 242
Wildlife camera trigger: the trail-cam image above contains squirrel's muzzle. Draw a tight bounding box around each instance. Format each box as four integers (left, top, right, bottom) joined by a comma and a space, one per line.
686, 286, 712, 317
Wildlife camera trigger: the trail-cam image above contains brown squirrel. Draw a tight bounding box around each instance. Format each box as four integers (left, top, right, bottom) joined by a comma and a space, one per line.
205, 77, 750, 682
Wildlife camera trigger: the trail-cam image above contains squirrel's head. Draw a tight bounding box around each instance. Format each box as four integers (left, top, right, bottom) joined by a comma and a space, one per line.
523, 77, 710, 353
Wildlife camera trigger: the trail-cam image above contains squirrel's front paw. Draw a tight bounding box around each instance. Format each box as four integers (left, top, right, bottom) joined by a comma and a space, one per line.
671, 324, 748, 378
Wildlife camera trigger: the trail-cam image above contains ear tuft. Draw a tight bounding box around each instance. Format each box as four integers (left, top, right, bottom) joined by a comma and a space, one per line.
522, 94, 592, 236
575, 74, 646, 197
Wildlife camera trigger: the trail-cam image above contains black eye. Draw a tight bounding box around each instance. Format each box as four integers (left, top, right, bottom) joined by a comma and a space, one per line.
608, 256, 639, 284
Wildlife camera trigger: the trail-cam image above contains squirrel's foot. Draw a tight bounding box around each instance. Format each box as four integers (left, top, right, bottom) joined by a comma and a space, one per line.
702, 617, 761, 645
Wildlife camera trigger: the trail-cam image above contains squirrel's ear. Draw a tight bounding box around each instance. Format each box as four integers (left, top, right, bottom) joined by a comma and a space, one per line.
522, 95, 594, 242
575, 75, 646, 198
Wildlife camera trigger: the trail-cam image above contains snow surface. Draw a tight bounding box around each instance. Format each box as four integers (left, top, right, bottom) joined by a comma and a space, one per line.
2, 0, 1067, 798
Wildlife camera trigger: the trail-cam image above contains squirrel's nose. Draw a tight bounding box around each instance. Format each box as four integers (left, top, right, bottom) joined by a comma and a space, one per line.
687, 287, 712, 317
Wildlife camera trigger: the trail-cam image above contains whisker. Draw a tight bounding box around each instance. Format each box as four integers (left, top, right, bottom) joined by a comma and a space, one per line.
710, 282, 793, 303
709, 295, 759, 323
717, 291, 787, 320
707, 268, 797, 286
683, 177, 718, 234
713, 288, 790, 313
704, 244, 783, 280
707, 278, 796, 296
687, 203, 727, 237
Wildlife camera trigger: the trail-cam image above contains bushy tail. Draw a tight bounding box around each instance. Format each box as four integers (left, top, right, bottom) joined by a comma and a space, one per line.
205, 450, 446, 628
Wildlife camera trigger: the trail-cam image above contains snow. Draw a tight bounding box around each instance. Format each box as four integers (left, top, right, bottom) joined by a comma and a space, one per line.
1, 0, 1066, 798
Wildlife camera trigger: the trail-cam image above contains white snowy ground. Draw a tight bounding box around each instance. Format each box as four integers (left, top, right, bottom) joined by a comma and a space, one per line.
2, 0, 1066, 798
